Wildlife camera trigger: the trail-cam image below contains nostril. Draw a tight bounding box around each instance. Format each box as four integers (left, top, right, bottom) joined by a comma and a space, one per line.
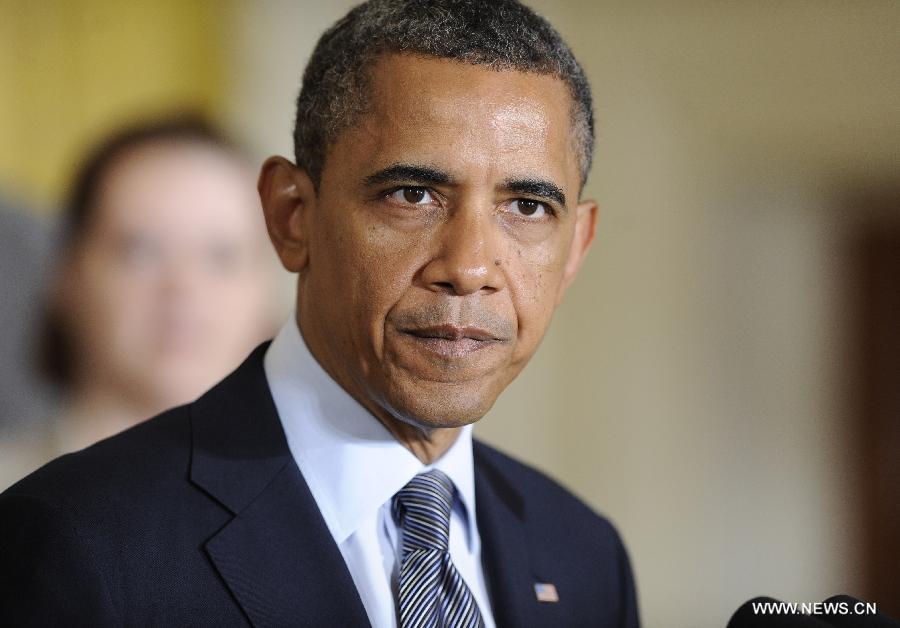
430, 281, 457, 294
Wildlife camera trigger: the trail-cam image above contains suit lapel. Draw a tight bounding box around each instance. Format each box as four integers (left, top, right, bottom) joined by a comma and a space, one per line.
204, 459, 370, 627
473, 443, 540, 628
189, 343, 370, 628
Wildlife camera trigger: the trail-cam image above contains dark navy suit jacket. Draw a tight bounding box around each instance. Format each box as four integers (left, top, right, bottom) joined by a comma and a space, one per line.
0, 344, 639, 627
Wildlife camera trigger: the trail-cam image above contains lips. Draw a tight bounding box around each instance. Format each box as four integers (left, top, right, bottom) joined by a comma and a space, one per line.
400, 324, 506, 358
404, 324, 500, 342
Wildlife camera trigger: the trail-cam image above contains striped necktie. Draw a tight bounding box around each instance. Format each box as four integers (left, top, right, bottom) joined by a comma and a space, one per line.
393, 469, 485, 628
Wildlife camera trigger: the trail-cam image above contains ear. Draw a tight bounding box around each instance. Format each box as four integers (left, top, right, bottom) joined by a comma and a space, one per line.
555, 198, 598, 306
258, 156, 316, 273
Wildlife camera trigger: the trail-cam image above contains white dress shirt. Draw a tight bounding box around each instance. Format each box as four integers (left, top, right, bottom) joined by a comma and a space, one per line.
263, 316, 497, 628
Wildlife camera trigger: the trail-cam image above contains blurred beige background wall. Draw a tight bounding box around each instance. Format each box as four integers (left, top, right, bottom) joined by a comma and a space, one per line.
2, 1, 898, 626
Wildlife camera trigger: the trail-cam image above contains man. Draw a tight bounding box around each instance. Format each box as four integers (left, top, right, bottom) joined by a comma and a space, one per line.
0, 1, 639, 626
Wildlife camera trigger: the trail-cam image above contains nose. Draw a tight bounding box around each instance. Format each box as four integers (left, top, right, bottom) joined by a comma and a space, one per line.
158, 249, 204, 302
418, 206, 506, 296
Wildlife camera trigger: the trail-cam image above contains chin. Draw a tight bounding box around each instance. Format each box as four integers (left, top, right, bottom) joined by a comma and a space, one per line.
381, 376, 502, 431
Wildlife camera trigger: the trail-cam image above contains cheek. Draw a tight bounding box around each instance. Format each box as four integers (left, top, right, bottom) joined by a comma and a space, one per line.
362, 221, 426, 289
206, 274, 263, 313
69, 259, 132, 328
229, 278, 269, 322
91, 263, 169, 349
313, 212, 429, 349
504, 240, 568, 354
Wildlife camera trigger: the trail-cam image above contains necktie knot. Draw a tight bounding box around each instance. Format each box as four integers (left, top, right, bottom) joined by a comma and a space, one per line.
393, 469, 455, 553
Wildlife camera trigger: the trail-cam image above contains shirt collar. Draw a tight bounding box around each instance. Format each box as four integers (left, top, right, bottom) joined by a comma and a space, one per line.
263, 314, 478, 547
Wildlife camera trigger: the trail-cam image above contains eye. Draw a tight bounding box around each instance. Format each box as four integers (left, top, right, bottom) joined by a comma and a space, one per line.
388, 186, 435, 205
509, 198, 550, 218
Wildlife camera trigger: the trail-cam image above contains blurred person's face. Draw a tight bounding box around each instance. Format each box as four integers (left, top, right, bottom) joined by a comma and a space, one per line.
60, 141, 274, 411
261, 54, 597, 433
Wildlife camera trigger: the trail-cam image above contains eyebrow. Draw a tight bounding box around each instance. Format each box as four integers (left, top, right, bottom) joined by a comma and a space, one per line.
503, 177, 567, 208
362, 163, 453, 187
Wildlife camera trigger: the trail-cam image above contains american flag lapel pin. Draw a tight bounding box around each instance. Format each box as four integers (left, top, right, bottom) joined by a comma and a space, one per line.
534, 582, 559, 603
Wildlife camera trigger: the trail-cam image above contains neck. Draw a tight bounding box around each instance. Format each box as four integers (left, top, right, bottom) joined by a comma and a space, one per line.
376, 416, 462, 465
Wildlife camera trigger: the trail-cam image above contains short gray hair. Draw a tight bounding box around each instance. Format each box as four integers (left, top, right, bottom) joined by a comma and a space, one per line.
293, 0, 594, 190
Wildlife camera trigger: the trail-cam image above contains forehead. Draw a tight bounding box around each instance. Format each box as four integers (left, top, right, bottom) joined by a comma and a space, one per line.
92, 142, 258, 234
328, 53, 581, 191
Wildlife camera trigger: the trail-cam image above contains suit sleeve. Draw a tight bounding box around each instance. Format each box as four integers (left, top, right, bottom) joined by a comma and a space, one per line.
0, 492, 119, 627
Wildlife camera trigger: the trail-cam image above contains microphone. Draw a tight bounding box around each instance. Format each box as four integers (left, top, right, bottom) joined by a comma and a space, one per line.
818, 596, 899, 628
727, 595, 899, 628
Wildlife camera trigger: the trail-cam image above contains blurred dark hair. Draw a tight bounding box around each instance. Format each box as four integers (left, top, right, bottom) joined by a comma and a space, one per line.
62, 114, 242, 253
41, 114, 245, 388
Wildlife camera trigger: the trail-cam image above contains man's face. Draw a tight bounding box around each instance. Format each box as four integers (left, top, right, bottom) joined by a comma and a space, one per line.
267, 54, 596, 431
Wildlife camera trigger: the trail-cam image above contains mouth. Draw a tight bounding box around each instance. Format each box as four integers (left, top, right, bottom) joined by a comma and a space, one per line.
400, 324, 506, 358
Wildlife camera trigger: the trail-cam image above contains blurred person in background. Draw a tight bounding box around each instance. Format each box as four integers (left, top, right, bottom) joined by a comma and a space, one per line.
0, 116, 280, 488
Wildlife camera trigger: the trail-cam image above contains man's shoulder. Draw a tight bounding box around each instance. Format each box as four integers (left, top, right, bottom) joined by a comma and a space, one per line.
0, 398, 253, 624
473, 439, 623, 547
1, 342, 273, 509
1, 405, 192, 511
